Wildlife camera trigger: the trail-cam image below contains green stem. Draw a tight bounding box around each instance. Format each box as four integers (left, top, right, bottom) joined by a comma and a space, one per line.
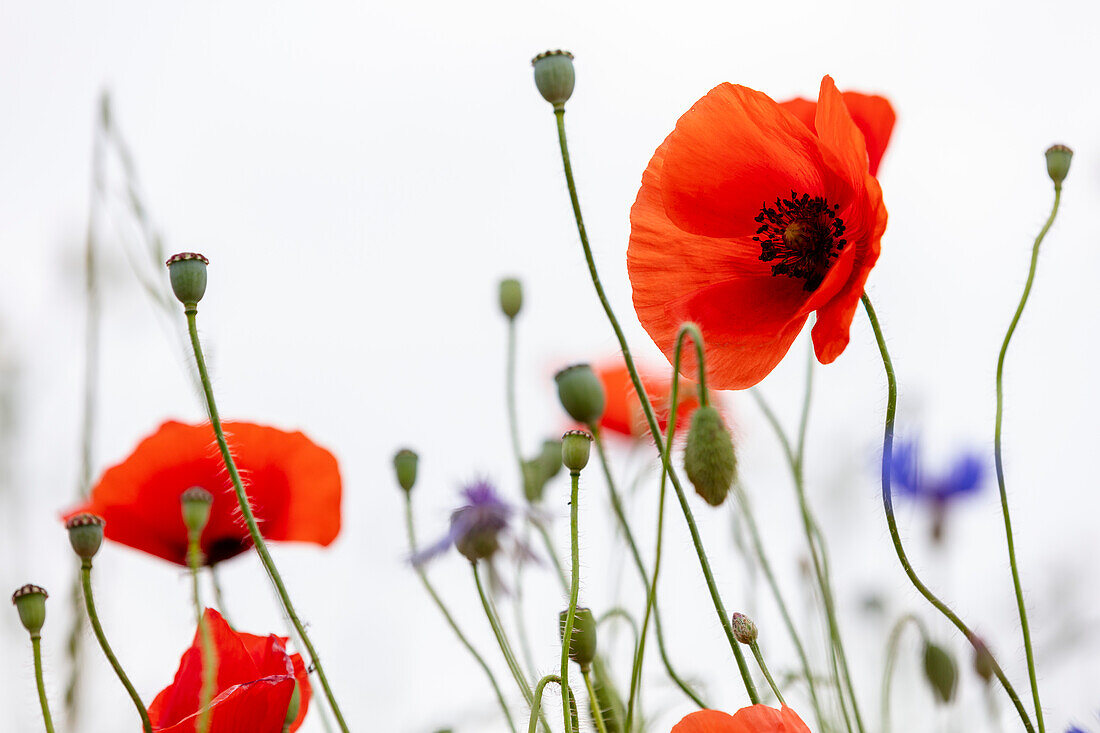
551, 105, 757, 704
405, 497, 517, 733
560, 471, 582, 733
506, 317, 523, 471
32, 636, 56, 733
209, 566, 232, 626
187, 534, 216, 733
880, 613, 927, 733
597, 608, 640, 652
749, 641, 786, 706
80, 561, 151, 733
534, 519, 570, 591
513, 529, 539, 680
992, 185, 1061, 733
861, 292, 1035, 733
582, 669, 611, 733
529, 675, 579, 733
183, 308, 350, 733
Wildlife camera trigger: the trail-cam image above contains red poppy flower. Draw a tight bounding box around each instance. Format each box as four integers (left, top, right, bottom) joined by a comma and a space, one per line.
672, 706, 811, 733
594, 360, 701, 439
63, 420, 341, 565
779, 91, 896, 176
628, 76, 888, 390
148, 608, 311, 733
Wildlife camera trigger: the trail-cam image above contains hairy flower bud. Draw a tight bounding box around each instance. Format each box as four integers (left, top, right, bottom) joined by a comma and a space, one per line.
531, 50, 575, 108
555, 363, 606, 425
731, 612, 758, 644
393, 449, 419, 493
559, 607, 597, 670
65, 513, 106, 560
1044, 144, 1073, 187
12, 584, 48, 637
969, 634, 995, 685
165, 252, 209, 307
683, 405, 737, 506
499, 278, 523, 319
922, 641, 958, 704
561, 430, 593, 473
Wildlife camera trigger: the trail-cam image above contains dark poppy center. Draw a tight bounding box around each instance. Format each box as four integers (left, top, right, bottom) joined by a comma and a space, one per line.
752, 192, 847, 291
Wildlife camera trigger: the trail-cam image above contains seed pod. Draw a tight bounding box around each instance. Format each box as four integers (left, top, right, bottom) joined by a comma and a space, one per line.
165, 252, 209, 307
180, 487, 214, 535
561, 430, 593, 473
12, 584, 48, 637
1044, 144, 1073, 186
65, 513, 106, 560
922, 641, 958, 704
531, 50, 575, 108
683, 405, 737, 506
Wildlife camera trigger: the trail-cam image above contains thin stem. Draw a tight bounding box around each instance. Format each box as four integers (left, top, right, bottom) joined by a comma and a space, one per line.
183, 308, 349, 733
861, 292, 1035, 733
560, 471, 582, 733
530, 675, 579, 733
80, 561, 151, 733
551, 105, 757, 704
749, 641, 786, 706
187, 534, 216, 733
506, 317, 523, 471
513, 528, 539, 680
992, 185, 1062, 733
32, 636, 56, 733
533, 519, 570, 591
880, 613, 928, 733
583, 669, 611, 733
597, 608, 640, 652
405, 497, 517, 733
209, 566, 232, 626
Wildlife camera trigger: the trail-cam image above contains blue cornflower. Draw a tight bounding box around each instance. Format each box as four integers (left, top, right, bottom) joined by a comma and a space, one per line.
412, 479, 518, 565
889, 438, 986, 542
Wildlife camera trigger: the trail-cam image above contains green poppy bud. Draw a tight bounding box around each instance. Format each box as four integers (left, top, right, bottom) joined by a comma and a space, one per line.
65, 513, 106, 560
969, 634, 994, 685
1044, 144, 1073, 187
538, 438, 563, 481
731, 612, 758, 645
922, 641, 958, 704
561, 430, 592, 473
393, 448, 419, 493
531, 50, 575, 108
559, 607, 597, 671
12, 584, 48, 637
180, 487, 214, 535
555, 363, 606, 425
683, 406, 737, 507
284, 679, 301, 727
499, 278, 523, 319
165, 252, 209, 307
522, 459, 547, 503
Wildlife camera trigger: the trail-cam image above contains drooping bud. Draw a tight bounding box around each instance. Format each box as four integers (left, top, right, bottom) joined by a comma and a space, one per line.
180, 487, 214, 535
284, 679, 301, 728
499, 278, 523, 319
12, 584, 48, 637
538, 438, 563, 481
165, 252, 209, 307
1044, 144, 1073, 187
555, 363, 606, 425
65, 513, 106, 560
731, 612, 758, 645
393, 449, 419, 493
968, 634, 995, 685
561, 430, 592, 473
531, 50, 575, 108
559, 607, 597, 671
922, 641, 958, 704
683, 405, 737, 506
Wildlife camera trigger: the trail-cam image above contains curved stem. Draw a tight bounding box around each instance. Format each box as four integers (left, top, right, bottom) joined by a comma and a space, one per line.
529, 675, 579, 733
598, 607, 640, 652
560, 471, 582, 733
548, 110, 760, 697
405, 497, 517, 733
31, 636, 56, 733
582, 669, 611, 733
80, 562, 151, 733
861, 292, 1035, 733
749, 641, 786, 706
992, 185, 1062, 733
183, 308, 349, 733
880, 613, 928, 733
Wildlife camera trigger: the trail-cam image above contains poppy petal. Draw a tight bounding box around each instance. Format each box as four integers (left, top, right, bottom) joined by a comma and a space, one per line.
841, 91, 896, 176
672, 709, 739, 733
814, 76, 870, 193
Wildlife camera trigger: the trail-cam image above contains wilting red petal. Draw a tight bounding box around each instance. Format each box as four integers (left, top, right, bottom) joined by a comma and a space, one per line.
63, 420, 341, 565
672, 706, 811, 733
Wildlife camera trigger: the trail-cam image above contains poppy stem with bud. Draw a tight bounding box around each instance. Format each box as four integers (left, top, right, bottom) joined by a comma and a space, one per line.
989, 146, 1069, 733
168, 253, 351, 733
732, 612, 786, 706
861, 291, 1035, 733
559, 430, 590, 733
181, 488, 217, 733
542, 60, 759, 705
13, 585, 55, 733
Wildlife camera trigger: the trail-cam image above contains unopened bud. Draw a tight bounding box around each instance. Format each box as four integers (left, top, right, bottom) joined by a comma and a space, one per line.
499, 278, 523, 319
165, 252, 209, 307
522, 459, 547, 503
180, 487, 214, 534
555, 363, 606, 425
12, 584, 48, 637
393, 449, 419, 493
538, 438, 563, 481
1045, 144, 1073, 187
561, 430, 592, 473
284, 679, 301, 727
969, 634, 995, 685
683, 405, 737, 506
731, 612, 758, 644
559, 607, 597, 670
65, 513, 106, 560
531, 50, 575, 108
922, 641, 958, 704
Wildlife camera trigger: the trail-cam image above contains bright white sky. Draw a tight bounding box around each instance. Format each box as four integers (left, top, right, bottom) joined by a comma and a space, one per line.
2, 1, 1099, 731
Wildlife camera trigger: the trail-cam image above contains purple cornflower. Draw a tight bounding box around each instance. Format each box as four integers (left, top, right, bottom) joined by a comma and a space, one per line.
889, 438, 986, 542
413, 479, 517, 564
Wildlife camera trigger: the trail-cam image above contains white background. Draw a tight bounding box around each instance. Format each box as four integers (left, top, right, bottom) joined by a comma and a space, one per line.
1, 0, 1098, 731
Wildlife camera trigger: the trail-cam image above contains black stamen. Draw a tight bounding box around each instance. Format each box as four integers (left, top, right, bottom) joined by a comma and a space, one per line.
751, 193, 846, 291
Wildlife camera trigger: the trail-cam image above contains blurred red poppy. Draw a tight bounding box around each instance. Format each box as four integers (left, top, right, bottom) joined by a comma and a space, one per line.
63, 420, 341, 566
672, 706, 811, 733
779, 90, 896, 176
594, 360, 701, 439
628, 76, 888, 390
148, 608, 311, 733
